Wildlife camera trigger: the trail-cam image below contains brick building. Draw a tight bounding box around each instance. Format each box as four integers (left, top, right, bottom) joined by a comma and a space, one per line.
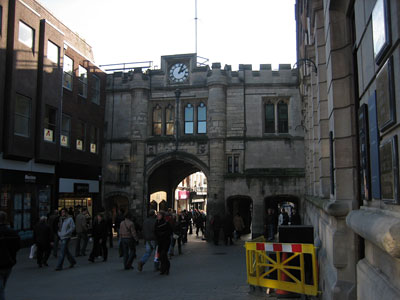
0, 0, 106, 241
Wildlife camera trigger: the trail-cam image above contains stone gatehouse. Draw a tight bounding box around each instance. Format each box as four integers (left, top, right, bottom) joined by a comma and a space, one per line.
102, 53, 304, 237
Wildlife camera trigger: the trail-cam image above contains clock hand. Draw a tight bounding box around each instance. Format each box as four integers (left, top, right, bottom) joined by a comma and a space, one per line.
179, 65, 185, 73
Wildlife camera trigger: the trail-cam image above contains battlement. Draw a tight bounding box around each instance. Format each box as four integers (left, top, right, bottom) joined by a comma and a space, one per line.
106, 58, 298, 90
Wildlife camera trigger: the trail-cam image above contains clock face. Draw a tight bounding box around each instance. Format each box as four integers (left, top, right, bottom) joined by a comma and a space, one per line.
169, 63, 189, 83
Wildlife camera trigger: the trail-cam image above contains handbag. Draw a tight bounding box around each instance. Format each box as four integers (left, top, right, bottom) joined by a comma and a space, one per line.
173, 233, 179, 239
29, 244, 37, 259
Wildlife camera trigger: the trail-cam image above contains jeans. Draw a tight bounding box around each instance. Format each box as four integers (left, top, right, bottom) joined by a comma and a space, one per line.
75, 232, 88, 256
0, 268, 12, 300
121, 238, 136, 269
140, 240, 157, 264
56, 238, 76, 269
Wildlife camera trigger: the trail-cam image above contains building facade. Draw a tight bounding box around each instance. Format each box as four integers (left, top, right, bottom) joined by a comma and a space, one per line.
103, 53, 305, 237
0, 0, 106, 241
296, 0, 400, 299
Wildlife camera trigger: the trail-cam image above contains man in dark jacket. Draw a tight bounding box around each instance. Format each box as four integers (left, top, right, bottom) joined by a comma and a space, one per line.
34, 216, 52, 267
137, 209, 157, 272
88, 214, 108, 262
0, 211, 20, 300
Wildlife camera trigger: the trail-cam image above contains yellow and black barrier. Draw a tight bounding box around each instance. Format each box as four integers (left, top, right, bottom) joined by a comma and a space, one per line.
245, 239, 318, 296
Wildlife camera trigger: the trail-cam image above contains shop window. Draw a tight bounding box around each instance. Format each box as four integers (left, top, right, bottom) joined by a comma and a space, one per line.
61, 114, 71, 147
119, 164, 130, 184
76, 121, 86, 151
44, 106, 57, 142
18, 21, 34, 49
63, 55, 73, 90
90, 126, 98, 154
197, 102, 207, 134
165, 104, 174, 135
13, 193, 32, 231
227, 154, 240, 173
185, 103, 194, 134
78, 65, 88, 98
278, 101, 288, 133
91, 74, 100, 105
265, 102, 275, 133
152, 105, 162, 136
14, 94, 31, 137
47, 40, 59, 65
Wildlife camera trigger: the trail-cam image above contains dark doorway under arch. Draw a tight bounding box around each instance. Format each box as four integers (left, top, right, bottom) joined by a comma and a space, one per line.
227, 196, 253, 234
264, 194, 300, 234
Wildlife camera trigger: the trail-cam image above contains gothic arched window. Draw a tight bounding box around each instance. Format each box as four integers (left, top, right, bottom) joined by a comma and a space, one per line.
165, 104, 174, 136
264, 102, 275, 133
184, 103, 194, 134
152, 105, 162, 136
278, 101, 288, 133
197, 102, 207, 134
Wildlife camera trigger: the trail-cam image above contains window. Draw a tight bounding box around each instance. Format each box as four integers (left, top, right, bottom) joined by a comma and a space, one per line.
227, 154, 240, 173
61, 114, 71, 147
63, 55, 73, 90
265, 103, 275, 133
18, 21, 34, 49
91, 75, 100, 104
165, 104, 174, 135
119, 164, 130, 184
12, 193, 32, 231
47, 40, 59, 65
44, 106, 57, 142
0, 6, 3, 35
197, 102, 207, 134
76, 121, 86, 151
278, 101, 288, 133
90, 126, 98, 154
152, 105, 162, 136
185, 103, 194, 134
78, 66, 88, 98
14, 94, 31, 137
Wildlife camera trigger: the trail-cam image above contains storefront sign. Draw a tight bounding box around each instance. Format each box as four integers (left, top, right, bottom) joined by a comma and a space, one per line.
90, 143, 96, 153
76, 139, 83, 151
61, 135, 68, 147
24, 174, 36, 183
74, 183, 89, 195
178, 190, 190, 200
44, 128, 53, 142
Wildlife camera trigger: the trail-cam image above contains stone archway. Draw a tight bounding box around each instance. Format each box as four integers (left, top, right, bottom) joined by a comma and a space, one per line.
144, 151, 210, 215
264, 194, 300, 234
227, 195, 253, 234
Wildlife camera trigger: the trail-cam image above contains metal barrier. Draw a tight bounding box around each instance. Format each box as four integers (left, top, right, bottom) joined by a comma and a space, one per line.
245, 240, 319, 296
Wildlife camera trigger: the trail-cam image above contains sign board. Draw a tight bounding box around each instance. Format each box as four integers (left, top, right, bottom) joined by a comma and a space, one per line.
44, 128, 53, 142
90, 143, 96, 153
76, 139, 83, 151
61, 135, 68, 147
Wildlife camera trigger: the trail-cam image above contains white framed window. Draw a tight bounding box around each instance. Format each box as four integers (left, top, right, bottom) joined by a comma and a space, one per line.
63, 55, 73, 90
18, 21, 34, 49
47, 40, 59, 65
91, 75, 100, 104
14, 94, 31, 137
78, 66, 88, 98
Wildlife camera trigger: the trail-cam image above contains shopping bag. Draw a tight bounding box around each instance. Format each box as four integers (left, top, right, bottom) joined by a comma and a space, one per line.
29, 244, 37, 259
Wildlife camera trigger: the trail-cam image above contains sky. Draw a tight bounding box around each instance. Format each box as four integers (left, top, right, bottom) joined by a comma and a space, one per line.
37, 0, 297, 71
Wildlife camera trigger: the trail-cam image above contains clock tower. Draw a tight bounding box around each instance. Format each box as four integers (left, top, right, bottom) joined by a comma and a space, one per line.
161, 53, 197, 85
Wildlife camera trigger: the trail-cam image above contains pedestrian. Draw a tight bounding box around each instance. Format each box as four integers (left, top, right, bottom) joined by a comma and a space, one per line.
187, 210, 193, 235
211, 214, 222, 245
155, 211, 172, 275
88, 214, 108, 262
48, 209, 59, 258
105, 211, 114, 248
55, 208, 76, 271
278, 208, 289, 226
75, 207, 89, 257
33, 216, 52, 268
290, 208, 301, 225
265, 208, 275, 241
194, 209, 205, 238
169, 213, 182, 258
222, 213, 234, 245
138, 209, 157, 272
0, 211, 20, 300
180, 210, 189, 244
115, 208, 125, 257
233, 213, 245, 240
119, 211, 138, 270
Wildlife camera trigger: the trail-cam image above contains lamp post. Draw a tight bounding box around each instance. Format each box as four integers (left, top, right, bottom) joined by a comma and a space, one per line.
175, 89, 181, 151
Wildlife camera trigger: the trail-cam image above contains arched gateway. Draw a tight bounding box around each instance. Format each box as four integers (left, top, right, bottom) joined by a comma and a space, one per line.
102, 54, 304, 239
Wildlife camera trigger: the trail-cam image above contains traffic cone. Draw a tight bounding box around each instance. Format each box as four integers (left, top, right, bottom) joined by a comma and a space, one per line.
276, 252, 291, 296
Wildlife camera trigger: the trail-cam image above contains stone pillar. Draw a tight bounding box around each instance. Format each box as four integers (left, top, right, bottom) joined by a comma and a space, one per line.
206, 63, 227, 237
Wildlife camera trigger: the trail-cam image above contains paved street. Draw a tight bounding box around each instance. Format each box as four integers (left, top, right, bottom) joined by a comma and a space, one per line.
5, 234, 289, 300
